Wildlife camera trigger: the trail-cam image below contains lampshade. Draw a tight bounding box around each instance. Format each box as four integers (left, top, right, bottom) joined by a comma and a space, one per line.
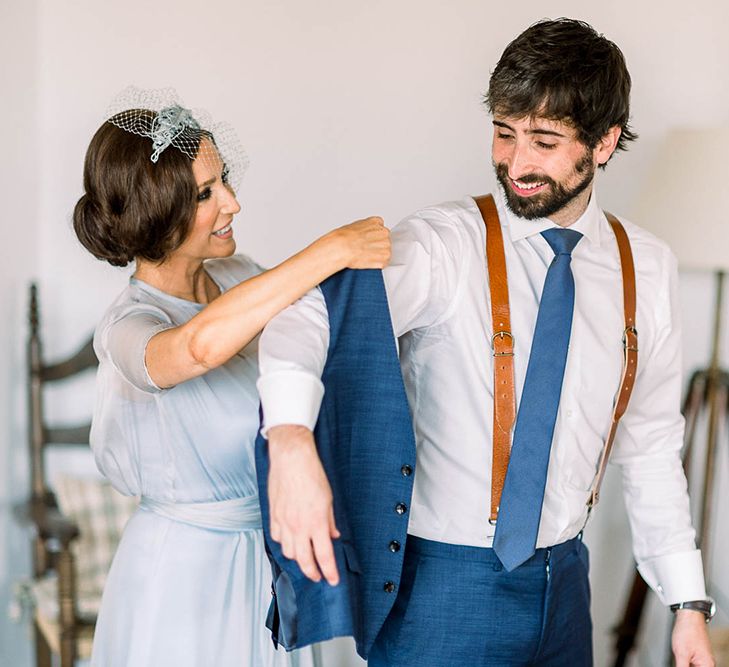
632, 128, 729, 272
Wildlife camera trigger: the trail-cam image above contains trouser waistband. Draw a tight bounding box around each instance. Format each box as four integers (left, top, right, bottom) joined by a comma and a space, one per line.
406, 533, 583, 568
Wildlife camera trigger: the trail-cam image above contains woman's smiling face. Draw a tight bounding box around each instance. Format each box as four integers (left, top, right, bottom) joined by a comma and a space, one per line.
171, 139, 242, 263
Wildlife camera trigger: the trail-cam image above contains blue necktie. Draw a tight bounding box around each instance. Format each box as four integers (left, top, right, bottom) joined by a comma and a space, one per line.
493, 228, 583, 571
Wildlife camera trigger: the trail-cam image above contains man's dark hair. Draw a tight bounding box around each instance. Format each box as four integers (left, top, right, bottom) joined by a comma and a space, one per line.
486, 18, 637, 157
73, 111, 207, 267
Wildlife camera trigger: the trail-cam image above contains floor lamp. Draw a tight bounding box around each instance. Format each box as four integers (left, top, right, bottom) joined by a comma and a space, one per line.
612, 128, 729, 665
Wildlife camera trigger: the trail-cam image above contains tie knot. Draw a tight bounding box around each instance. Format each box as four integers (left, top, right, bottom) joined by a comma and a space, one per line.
541, 228, 583, 256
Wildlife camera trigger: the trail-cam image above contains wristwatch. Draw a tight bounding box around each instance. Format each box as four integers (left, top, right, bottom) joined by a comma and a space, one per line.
670, 598, 716, 623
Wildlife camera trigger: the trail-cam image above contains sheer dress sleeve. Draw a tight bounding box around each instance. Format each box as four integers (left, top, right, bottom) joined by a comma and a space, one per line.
97, 304, 176, 393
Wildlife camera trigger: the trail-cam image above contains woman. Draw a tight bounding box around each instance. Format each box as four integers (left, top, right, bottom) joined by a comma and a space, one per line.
73, 91, 390, 666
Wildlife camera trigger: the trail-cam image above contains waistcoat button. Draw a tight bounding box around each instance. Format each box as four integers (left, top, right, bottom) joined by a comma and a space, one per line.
388, 540, 401, 553
395, 502, 408, 515
383, 581, 396, 593
401, 464, 413, 477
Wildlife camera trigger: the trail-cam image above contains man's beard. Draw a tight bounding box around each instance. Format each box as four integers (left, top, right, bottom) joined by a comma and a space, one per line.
494, 152, 595, 220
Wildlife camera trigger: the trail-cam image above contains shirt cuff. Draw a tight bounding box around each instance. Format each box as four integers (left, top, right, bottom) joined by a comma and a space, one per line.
256, 370, 325, 436
637, 549, 706, 606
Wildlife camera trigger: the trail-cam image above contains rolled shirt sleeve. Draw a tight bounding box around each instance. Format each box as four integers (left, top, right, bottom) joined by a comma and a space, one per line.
257, 287, 329, 435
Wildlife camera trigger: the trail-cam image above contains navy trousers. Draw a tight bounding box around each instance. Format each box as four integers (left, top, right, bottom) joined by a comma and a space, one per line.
368, 535, 592, 667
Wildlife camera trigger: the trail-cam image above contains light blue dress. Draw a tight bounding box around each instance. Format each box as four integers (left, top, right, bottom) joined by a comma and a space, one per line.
89, 255, 315, 667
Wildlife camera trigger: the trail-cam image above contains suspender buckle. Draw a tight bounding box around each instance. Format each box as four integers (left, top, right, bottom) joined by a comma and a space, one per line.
492, 331, 514, 357
622, 326, 639, 352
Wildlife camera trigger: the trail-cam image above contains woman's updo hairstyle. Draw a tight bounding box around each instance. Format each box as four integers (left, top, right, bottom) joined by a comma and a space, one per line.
73, 110, 201, 267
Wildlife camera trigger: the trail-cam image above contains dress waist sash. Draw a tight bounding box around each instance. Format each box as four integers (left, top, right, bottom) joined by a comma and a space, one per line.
139, 494, 263, 532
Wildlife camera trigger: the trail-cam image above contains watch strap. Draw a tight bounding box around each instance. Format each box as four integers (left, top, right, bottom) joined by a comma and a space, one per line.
670, 599, 715, 622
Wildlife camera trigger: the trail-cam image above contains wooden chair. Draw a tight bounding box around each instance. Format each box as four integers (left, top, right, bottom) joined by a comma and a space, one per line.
14, 283, 98, 667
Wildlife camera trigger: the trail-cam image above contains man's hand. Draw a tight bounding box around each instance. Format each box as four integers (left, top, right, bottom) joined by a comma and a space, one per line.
672, 609, 715, 666
267, 425, 341, 586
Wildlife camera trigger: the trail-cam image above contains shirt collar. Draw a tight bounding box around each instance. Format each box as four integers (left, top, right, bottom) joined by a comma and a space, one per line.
494, 184, 604, 248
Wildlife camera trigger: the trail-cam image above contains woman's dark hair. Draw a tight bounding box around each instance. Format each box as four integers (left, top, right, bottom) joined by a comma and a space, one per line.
73, 110, 202, 267
486, 18, 637, 159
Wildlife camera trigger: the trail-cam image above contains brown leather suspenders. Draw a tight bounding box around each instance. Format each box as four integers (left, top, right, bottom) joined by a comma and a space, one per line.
473, 194, 638, 522
589, 215, 639, 510
477, 195, 517, 523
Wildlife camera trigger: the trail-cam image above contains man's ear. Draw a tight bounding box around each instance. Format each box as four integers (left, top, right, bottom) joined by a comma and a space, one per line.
594, 126, 622, 166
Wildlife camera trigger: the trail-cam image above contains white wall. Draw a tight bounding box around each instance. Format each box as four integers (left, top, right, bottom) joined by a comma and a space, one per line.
2, 1, 728, 665
0, 1, 39, 666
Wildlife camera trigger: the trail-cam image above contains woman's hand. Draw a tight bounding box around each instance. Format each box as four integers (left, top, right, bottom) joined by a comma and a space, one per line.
329, 216, 391, 270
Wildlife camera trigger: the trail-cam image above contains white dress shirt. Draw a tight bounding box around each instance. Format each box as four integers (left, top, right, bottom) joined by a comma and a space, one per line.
257, 187, 706, 606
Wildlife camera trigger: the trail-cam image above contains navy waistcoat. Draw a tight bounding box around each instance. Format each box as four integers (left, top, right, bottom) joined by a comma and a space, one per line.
255, 268, 417, 658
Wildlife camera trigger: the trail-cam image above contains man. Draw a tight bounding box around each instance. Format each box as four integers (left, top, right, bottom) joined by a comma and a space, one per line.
257, 18, 715, 666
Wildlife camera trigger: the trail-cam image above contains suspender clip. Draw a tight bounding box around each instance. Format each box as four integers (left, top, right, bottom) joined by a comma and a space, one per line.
580, 493, 597, 533
587, 489, 598, 510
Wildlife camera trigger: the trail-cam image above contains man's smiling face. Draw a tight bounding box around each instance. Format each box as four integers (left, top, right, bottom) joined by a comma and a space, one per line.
491, 115, 597, 222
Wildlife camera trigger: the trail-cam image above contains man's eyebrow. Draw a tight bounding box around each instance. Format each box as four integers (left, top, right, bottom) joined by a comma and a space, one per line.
493, 120, 514, 132
527, 128, 566, 138
492, 120, 566, 138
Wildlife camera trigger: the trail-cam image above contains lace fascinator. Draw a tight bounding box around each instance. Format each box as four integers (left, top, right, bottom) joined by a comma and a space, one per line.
104, 86, 248, 190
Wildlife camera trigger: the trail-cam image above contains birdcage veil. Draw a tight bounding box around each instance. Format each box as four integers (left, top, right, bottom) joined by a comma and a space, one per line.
104, 86, 248, 190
